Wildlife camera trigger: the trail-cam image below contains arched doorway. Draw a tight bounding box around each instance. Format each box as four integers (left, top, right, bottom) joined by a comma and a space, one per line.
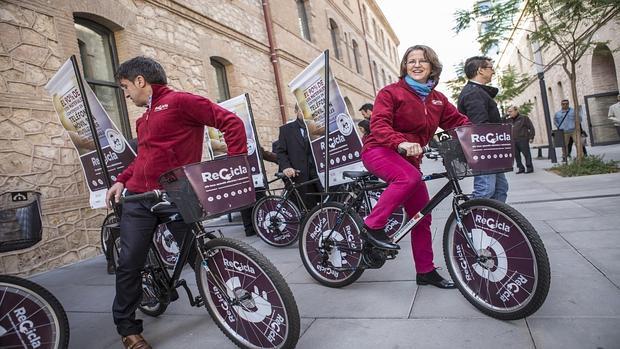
343, 97, 354, 118
585, 44, 619, 144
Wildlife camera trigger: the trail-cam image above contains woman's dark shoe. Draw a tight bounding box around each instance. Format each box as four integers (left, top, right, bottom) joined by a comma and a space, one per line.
416, 269, 456, 289
362, 225, 400, 250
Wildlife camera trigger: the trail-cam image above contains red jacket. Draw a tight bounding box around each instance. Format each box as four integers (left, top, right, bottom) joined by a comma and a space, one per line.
116, 84, 247, 192
363, 79, 470, 168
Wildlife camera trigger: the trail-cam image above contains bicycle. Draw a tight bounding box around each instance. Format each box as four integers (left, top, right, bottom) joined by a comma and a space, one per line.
119, 156, 300, 348
0, 191, 70, 348
251, 173, 320, 247
298, 124, 551, 320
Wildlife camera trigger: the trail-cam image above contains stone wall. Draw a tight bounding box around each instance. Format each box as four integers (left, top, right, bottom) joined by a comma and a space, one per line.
0, 0, 398, 275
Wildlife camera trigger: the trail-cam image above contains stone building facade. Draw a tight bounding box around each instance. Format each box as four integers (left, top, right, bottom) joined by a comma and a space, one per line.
0, 0, 399, 275
495, 14, 620, 147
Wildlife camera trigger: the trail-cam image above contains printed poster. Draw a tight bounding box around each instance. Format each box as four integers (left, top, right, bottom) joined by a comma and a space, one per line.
217, 94, 265, 188
288, 52, 365, 187
45, 58, 136, 208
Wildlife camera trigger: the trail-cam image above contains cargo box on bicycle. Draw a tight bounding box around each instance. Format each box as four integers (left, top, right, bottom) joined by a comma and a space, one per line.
0, 191, 43, 253
437, 123, 514, 178
158, 155, 256, 224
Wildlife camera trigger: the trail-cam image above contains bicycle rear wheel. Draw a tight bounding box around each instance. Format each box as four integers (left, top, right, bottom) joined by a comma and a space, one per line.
252, 195, 301, 247
100, 212, 119, 259
0, 275, 70, 349
443, 198, 550, 320
299, 202, 365, 288
195, 238, 300, 348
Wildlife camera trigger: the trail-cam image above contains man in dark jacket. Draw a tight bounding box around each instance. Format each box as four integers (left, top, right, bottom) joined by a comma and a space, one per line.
457, 56, 508, 202
507, 105, 535, 173
105, 56, 247, 349
276, 105, 322, 208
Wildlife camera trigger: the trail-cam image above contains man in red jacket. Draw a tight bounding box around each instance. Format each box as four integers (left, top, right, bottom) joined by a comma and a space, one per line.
105, 56, 247, 349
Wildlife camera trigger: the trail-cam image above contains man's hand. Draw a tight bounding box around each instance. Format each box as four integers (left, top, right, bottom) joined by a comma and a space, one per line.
397, 142, 423, 157
106, 182, 125, 208
283, 168, 297, 178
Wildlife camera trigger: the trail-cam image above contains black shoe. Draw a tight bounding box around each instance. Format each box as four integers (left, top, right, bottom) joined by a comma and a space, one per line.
245, 229, 257, 237
416, 269, 456, 289
515, 169, 525, 174
362, 225, 400, 250
525, 169, 534, 173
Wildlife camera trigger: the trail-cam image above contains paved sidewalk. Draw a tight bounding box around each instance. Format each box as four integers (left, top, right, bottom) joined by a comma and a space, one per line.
31, 144, 620, 348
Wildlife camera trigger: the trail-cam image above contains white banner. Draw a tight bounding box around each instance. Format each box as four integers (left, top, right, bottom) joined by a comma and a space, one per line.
45, 58, 136, 208
288, 52, 365, 187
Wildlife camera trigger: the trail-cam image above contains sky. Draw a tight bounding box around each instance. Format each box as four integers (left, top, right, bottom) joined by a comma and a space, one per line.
375, 0, 483, 98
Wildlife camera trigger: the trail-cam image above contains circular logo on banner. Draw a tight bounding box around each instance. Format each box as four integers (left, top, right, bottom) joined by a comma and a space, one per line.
105, 129, 125, 153
336, 113, 353, 136
247, 138, 256, 155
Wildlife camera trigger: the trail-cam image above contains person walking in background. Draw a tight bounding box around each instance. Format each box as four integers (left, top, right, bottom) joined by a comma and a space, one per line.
457, 56, 508, 203
507, 105, 535, 174
554, 99, 586, 161
362, 44, 470, 288
608, 94, 620, 138
359, 103, 373, 120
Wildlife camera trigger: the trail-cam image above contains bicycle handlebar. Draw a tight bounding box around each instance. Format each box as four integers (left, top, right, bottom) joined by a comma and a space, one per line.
397, 145, 433, 156
121, 189, 163, 203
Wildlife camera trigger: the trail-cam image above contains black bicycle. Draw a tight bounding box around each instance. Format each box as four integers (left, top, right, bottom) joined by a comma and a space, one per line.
298, 125, 551, 320
120, 157, 300, 348
0, 191, 70, 348
251, 173, 320, 247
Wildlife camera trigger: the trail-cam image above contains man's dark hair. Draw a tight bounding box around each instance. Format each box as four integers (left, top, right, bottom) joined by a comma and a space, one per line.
115, 56, 167, 85
463, 56, 492, 79
359, 103, 373, 112
561, 99, 569, 103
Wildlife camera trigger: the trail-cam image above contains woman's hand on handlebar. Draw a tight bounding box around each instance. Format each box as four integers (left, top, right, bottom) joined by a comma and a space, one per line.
106, 182, 124, 208
397, 142, 423, 157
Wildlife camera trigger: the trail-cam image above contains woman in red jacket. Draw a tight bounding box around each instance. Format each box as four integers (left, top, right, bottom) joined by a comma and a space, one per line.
362, 45, 470, 289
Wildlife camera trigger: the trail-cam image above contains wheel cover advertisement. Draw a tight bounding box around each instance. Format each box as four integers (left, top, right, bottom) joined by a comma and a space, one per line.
288, 52, 365, 187
205, 248, 289, 347
45, 58, 136, 208
454, 124, 514, 172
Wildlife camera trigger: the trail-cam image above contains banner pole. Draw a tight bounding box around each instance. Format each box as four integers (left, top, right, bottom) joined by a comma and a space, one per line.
245, 93, 270, 190
323, 50, 330, 192
70, 55, 113, 190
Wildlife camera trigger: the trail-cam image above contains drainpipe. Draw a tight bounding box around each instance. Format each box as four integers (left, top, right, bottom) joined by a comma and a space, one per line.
357, 0, 377, 95
262, 0, 288, 124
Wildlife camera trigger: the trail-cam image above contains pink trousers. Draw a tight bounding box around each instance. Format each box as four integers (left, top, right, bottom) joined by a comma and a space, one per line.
362, 146, 434, 273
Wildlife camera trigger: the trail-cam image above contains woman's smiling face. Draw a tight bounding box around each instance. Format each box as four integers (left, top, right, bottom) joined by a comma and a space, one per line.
406, 49, 432, 83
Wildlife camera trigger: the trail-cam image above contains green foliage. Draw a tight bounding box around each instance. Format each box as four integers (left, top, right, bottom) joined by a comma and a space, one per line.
445, 62, 467, 102
496, 65, 532, 109
550, 155, 619, 177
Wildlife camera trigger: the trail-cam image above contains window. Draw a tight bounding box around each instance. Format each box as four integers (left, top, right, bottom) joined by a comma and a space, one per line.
296, 0, 311, 41
352, 39, 362, 74
373, 61, 379, 87
329, 19, 341, 60
75, 18, 130, 138
210, 57, 230, 102
381, 68, 386, 87
380, 30, 385, 50
372, 18, 378, 41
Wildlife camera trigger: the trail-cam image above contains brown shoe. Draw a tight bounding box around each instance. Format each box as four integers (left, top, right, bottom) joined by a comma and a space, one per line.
121, 334, 152, 349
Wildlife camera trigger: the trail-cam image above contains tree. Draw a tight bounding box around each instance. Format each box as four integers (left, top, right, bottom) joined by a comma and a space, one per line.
455, 0, 620, 160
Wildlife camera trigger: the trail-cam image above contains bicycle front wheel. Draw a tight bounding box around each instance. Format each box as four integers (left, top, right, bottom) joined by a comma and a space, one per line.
252, 195, 301, 247
195, 238, 300, 349
443, 198, 550, 320
299, 202, 365, 288
0, 275, 70, 349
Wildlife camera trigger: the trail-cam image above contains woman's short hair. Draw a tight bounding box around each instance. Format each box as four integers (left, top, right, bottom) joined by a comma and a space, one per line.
399, 45, 443, 85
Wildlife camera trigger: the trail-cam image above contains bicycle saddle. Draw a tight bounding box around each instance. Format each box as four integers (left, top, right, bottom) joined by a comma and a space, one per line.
342, 171, 371, 179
